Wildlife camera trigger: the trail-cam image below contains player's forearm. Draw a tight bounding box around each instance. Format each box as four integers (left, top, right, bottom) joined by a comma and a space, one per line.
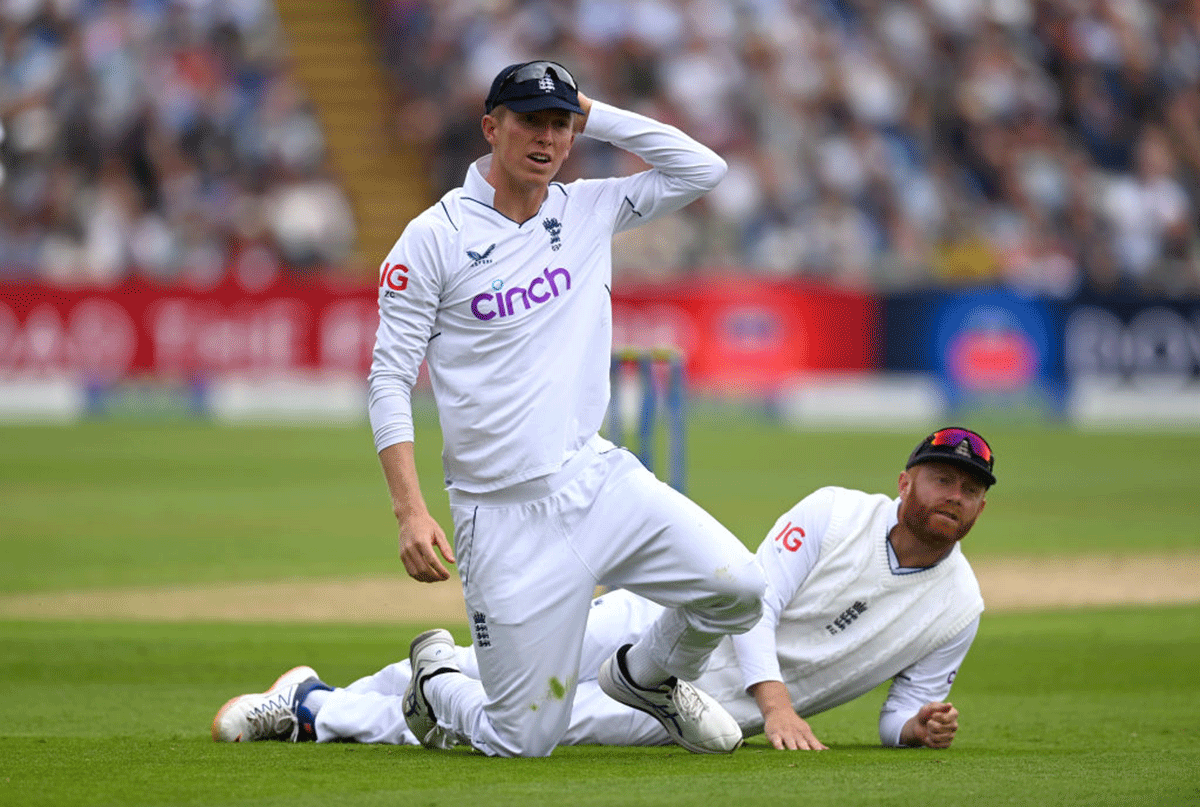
581, 100, 726, 190
897, 714, 924, 747
378, 442, 430, 524
748, 680, 795, 723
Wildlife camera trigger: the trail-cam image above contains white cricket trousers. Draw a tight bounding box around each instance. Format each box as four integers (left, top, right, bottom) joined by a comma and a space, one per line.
315, 589, 695, 747
424, 436, 762, 756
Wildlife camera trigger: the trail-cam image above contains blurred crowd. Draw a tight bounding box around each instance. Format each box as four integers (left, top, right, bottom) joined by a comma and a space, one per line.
373, 0, 1200, 298
0, 0, 354, 288
4, 0, 1198, 299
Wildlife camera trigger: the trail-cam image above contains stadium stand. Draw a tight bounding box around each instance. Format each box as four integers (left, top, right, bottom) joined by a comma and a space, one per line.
3, 0, 1197, 298
365, 0, 1200, 297
0, 0, 356, 284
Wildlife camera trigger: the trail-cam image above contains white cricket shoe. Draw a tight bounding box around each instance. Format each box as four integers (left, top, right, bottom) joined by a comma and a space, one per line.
211, 665, 326, 742
403, 629, 460, 748
598, 644, 743, 754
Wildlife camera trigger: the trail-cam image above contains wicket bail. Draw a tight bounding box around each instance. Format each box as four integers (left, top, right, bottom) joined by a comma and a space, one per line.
606, 347, 687, 493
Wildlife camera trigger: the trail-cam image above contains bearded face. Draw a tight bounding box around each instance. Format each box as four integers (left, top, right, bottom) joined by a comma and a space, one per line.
898, 462, 987, 548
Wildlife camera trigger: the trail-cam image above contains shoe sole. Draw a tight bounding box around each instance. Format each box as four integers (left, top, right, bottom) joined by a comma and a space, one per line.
211, 665, 318, 742
404, 629, 456, 745
409, 629, 455, 662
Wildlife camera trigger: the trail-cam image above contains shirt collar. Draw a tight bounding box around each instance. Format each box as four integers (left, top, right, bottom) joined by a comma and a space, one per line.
464, 156, 496, 206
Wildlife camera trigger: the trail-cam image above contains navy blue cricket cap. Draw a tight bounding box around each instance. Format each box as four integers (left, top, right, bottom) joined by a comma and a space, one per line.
906, 426, 997, 487
485, 60, 583, 115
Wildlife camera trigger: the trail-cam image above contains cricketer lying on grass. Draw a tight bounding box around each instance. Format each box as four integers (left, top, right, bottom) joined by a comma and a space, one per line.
213, 427, 996, 752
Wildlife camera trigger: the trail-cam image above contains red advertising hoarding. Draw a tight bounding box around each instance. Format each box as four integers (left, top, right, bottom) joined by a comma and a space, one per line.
613, 275, 879, 393
1, 274, 878, 393
0, 276, 379, 381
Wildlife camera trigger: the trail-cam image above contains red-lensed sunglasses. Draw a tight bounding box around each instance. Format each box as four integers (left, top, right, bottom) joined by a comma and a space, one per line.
929, 427, 992, 464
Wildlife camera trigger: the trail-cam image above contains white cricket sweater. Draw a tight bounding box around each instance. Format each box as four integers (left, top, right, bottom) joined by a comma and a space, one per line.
367, 101, 726, 492
702, 486, 984, 739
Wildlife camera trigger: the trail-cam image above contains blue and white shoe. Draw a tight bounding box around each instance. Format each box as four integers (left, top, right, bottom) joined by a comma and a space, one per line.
403, 629, 459, 748
212, 665, 331, 742
598, 644, 743, 754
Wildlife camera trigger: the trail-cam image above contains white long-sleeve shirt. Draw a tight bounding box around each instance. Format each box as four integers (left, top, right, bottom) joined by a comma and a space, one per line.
708, 487, 983, 746
367, 101, 726, 492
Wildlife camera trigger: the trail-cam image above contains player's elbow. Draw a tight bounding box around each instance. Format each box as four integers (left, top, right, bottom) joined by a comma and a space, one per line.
697, 152, 728, 191
367, 367, 417, 398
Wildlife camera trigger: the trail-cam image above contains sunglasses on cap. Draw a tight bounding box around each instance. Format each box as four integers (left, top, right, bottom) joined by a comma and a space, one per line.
928, 427, 993, 464
497, 61, 577, 92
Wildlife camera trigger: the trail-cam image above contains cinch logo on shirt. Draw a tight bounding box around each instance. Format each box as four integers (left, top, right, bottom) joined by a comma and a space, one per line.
471, 267, 571, 321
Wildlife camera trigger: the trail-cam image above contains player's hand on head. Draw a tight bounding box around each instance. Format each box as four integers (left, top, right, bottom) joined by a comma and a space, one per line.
573, 91, 592, 133
398, 512, 455, 583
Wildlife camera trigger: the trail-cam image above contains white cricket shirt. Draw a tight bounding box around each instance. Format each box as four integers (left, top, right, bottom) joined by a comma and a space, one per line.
368, 101, 726, 492
712, 487, 984, 745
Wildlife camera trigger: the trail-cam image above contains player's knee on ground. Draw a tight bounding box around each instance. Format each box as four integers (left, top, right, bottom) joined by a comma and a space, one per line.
477, 702, 571, 758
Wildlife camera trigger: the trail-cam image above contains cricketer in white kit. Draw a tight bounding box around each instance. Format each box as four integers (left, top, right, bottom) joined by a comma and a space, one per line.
312, 473, 986, 748
212, 427, 994, 750
366, 61, 764, 757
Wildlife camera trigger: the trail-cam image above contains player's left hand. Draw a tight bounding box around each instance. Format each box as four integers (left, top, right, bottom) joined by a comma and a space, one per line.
912, 701, 959, 749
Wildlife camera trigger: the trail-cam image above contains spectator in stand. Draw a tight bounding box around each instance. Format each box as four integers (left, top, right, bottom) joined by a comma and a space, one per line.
0, 0, 353, 284
364, 0, 1199, 298
8, 0, 1199, 296
1102, 126, 1196, 295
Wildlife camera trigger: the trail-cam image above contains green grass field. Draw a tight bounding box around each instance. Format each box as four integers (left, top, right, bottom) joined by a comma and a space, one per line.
1, 414, 1198, 806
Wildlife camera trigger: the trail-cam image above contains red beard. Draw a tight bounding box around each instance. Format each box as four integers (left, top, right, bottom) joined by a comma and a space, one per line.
901, 497, 976, 546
